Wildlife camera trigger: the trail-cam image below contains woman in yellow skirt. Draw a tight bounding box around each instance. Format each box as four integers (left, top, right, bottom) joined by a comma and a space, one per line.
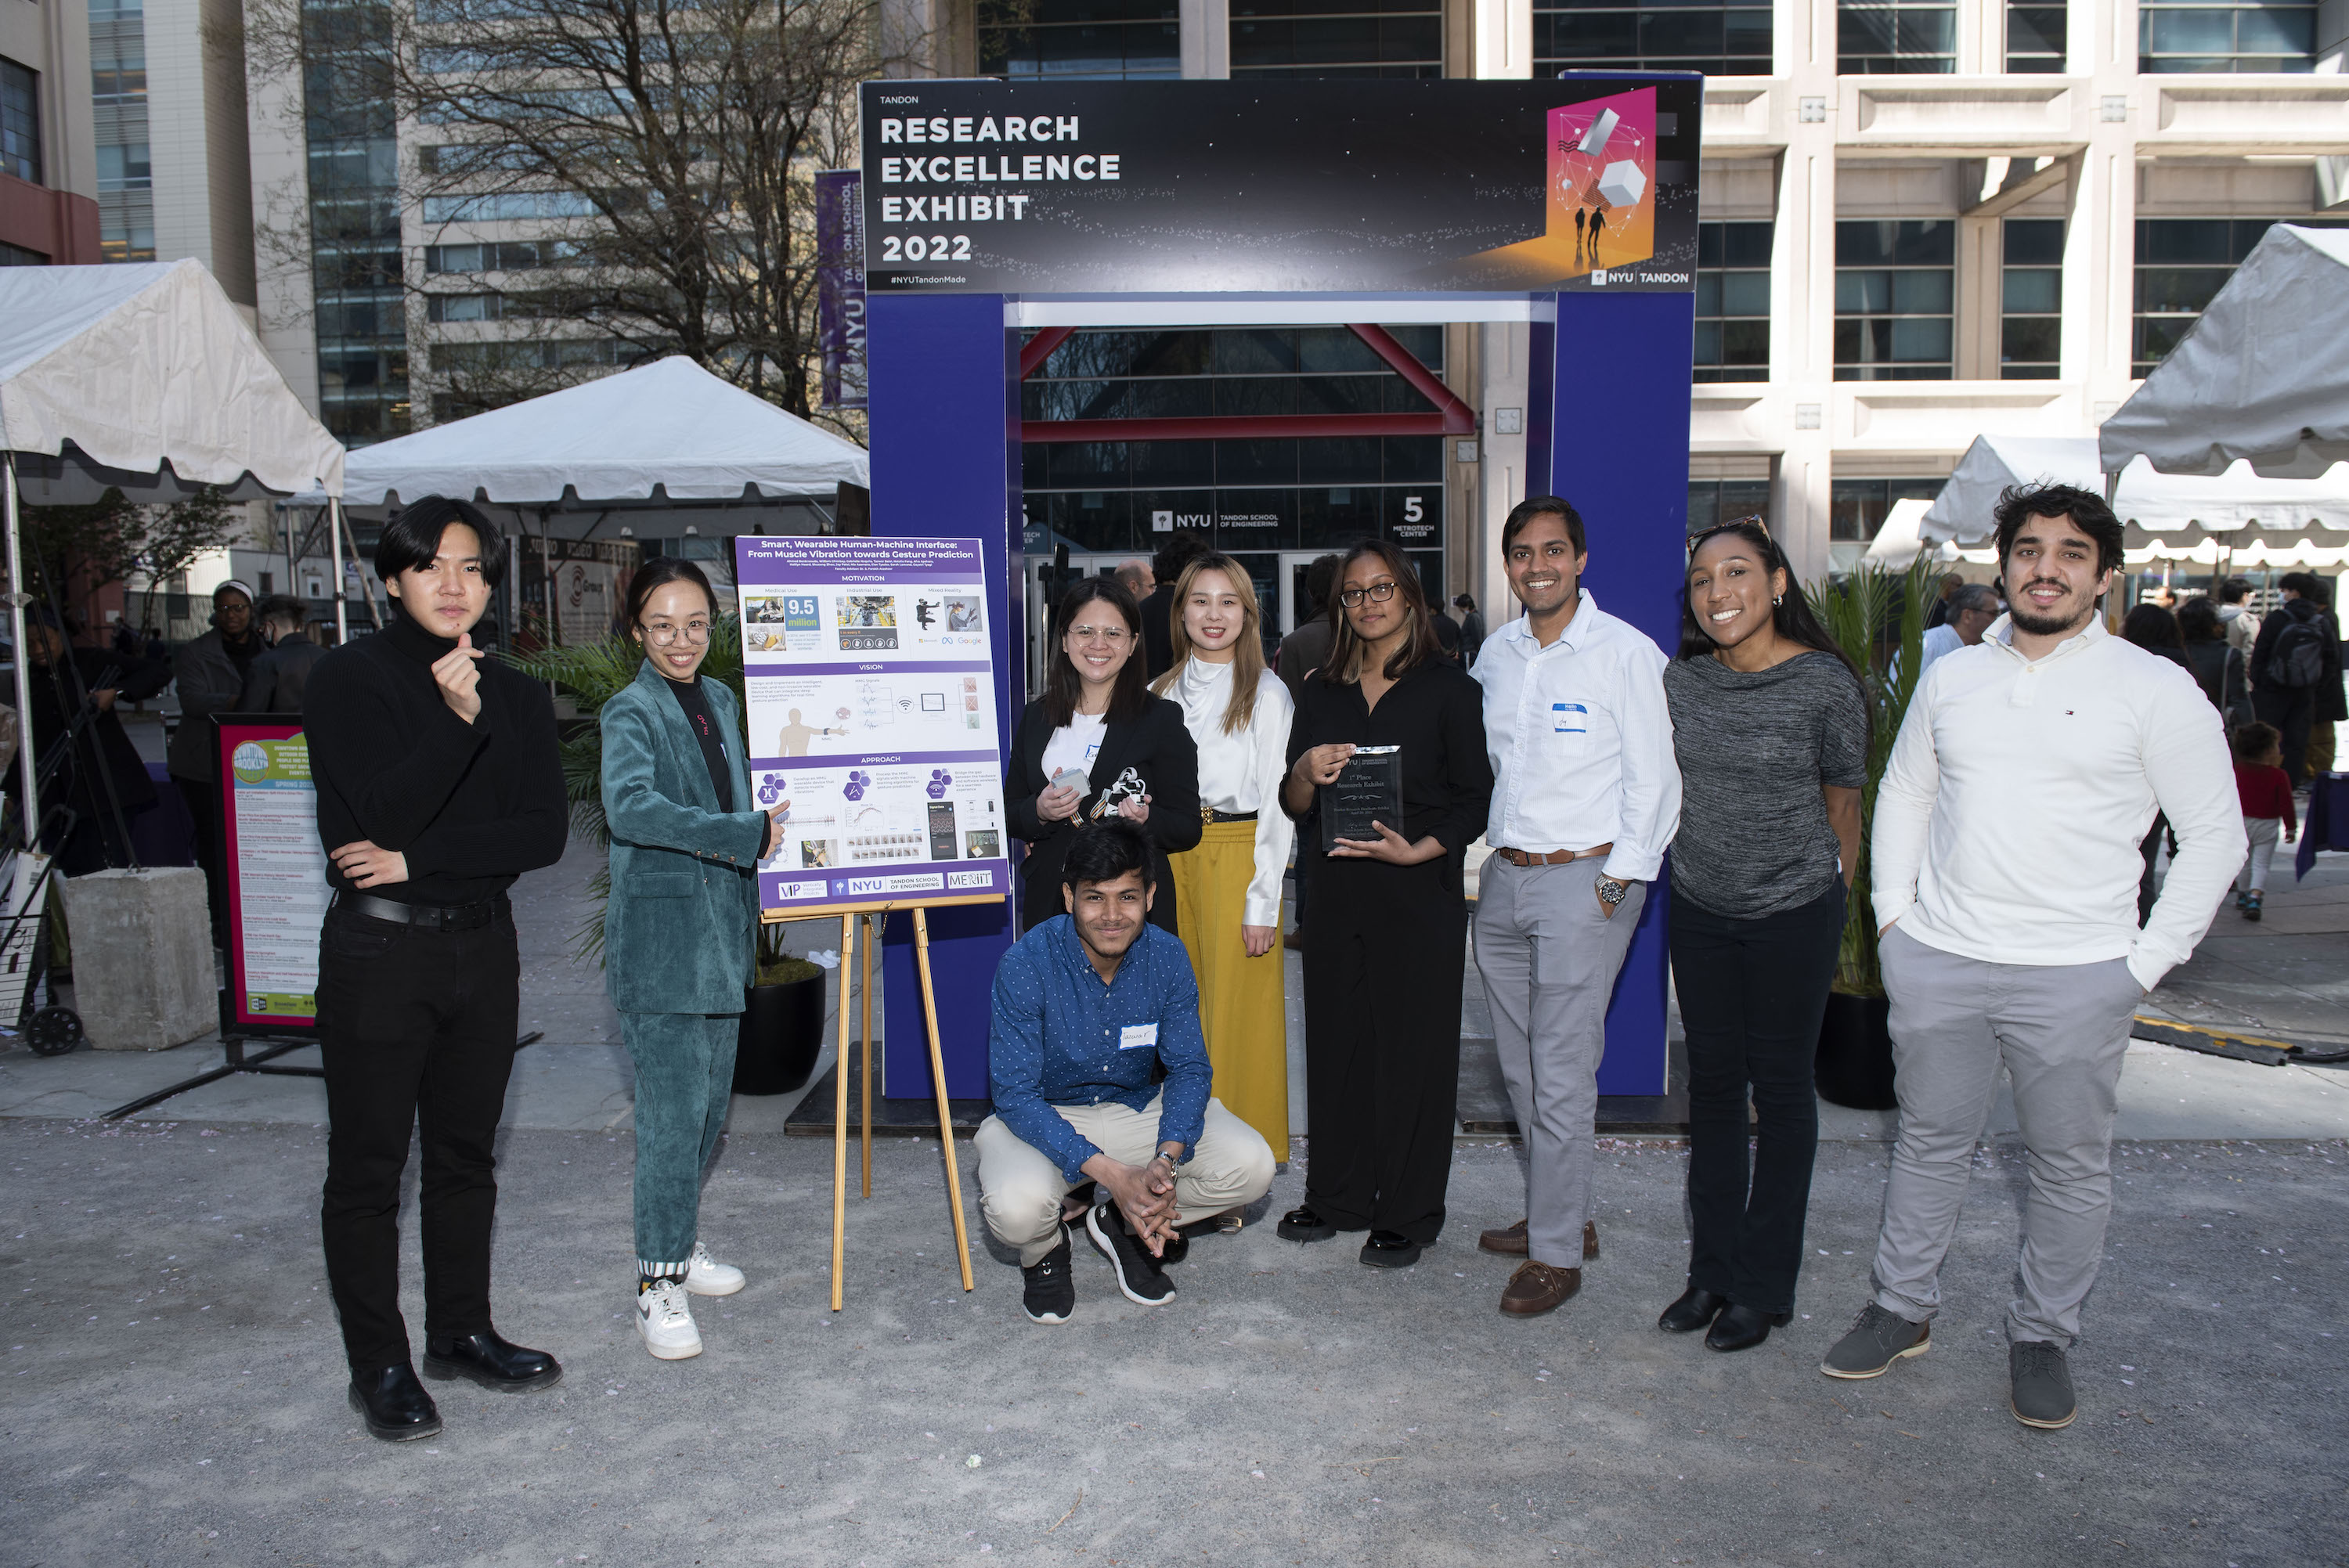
1150, 553, 1297, 1157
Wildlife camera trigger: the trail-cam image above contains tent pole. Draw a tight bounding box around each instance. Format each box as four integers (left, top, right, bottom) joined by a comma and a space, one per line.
327, 499, 348, 644
3, 453, 37, 848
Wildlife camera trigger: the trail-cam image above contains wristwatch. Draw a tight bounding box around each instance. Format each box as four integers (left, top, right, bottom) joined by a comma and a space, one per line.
1594, 875, 1629, 909
1151, 1148, 1185, 1175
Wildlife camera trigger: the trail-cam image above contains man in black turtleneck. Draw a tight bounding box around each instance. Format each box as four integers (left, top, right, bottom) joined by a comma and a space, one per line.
303, 496, 568, 1443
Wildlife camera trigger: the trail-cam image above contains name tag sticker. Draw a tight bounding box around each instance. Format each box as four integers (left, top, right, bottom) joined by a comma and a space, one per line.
1118, 1023, 1158, 1051
1552, 701, 1589, 734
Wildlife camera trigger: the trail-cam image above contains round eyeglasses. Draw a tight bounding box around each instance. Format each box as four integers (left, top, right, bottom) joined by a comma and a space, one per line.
1337, 580, 1401, 609
644, 620, 713, 647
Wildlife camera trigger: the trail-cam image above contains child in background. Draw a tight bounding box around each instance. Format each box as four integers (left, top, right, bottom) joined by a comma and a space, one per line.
2232, 721, 2297, 922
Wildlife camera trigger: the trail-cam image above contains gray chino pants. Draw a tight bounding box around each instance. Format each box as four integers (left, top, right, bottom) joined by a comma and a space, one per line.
1472, 856, 1646, 1270
1871, 925, 2143, 1346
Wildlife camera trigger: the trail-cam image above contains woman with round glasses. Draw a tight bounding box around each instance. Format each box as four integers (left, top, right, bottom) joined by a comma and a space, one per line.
1007, 577, 1200, 935
601, 557, 790, 1361
1658, 517, 1867, 1352
1278, 541, 1492, 1268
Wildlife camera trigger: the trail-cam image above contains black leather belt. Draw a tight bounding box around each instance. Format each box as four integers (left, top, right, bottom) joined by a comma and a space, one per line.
337, 892, 505, 931
1200, 808, 1259, 825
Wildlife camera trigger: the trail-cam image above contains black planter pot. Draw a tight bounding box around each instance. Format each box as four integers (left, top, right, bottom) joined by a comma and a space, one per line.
734, 973, 826, 1095
1815, 990, 1897, 1111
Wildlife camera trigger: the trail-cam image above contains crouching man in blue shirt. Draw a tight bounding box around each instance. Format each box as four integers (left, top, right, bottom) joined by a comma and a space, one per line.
976, 820, 1277, 1323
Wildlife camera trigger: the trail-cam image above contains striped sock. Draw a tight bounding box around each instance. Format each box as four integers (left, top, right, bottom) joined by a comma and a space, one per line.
637, 1258, 689, 1292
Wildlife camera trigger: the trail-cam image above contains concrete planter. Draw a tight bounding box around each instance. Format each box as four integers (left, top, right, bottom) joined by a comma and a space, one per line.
55, 867, 215, 1051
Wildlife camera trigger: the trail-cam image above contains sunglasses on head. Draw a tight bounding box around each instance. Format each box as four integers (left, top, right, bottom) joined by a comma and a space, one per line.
1686, 514, 1771, 557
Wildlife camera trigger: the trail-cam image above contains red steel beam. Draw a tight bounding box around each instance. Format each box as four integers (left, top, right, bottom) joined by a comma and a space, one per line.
1018, 325, 1077, 380
1346, 323, 1476, 436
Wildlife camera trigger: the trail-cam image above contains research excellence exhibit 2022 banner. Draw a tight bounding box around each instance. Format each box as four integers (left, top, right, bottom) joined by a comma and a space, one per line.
857, 77, 1702, 297
737, 536, 1014, 917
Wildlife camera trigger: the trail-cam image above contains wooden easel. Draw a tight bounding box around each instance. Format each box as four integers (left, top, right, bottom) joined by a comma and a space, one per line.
771, 892, 998, 1310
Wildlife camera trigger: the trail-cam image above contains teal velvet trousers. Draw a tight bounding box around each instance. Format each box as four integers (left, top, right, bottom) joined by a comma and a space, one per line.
622, 1011, 739, 1272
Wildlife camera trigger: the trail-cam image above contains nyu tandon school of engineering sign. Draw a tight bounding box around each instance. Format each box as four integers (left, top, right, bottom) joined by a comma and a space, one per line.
857, 78, 1702, 297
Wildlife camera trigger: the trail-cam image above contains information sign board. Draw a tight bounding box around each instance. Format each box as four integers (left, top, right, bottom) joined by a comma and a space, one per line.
217, 718, 330, 1031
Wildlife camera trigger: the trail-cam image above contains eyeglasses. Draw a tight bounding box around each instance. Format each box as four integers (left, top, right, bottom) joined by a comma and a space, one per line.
1067, 623, 1131, 645
1337, 581, 1400, 608
644, 619, 713, 647
1687, 514, 1770, 557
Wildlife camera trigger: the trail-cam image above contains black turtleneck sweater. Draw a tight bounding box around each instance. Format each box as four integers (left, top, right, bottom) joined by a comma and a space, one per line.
304, 609, 568, 907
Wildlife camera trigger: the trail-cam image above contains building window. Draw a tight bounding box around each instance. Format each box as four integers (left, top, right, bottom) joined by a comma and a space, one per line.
2132, 218, 2349, 377
90, 40, 146, 103
978, 0, 1181, 79
303, 0, 409, 444
1835, 220, 1954, 381
99, 215, 155, 262
1, 240, 46, 265
1830, 478, 1941, 542
2006, 0, 2066, 68
1232, 0, 1445, 77
2, 59, 40, 185
425, 239, 583, 273
2139, 0, 2315, 71
427, 291, 507, 323
1534, 0, 1770, 77
96, 142, 151, 193
1838, 0, 1955, 72
1694, 222, 1771, 384
2001, 218, 2062, 380
1687, 479, 1773, 535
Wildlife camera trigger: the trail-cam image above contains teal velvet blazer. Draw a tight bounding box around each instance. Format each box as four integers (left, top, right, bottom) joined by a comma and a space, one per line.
601, 659, 766, 1015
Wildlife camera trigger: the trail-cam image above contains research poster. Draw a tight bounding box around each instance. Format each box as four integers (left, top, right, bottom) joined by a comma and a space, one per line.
217, 718, 331, 1029
737, 536, 1012, 915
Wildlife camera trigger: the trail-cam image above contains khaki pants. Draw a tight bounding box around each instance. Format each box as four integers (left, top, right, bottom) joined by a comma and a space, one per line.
974, 1095, 1276, 1266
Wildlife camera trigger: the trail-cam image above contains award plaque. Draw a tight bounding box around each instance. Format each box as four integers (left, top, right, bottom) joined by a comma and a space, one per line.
1320, 745, 1404, 850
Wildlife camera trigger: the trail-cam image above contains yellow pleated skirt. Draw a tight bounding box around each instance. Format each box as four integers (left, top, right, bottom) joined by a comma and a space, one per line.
1170, 818, 1290, 1155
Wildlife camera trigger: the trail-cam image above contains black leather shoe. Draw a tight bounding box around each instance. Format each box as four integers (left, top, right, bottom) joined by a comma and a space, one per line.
1658, 1286, 1730, 1334
1359, 1230, 1423, 1268
1705, 1301, 1792, 1353
420, 1330, 563, 1393
1276, 1204, 1337, 1242
348, 1363, 442, 1441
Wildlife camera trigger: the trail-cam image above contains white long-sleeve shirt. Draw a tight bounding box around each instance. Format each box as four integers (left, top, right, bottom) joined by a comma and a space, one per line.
1168, 656, 1297, 927
1871, 613, 2244, 991
1472, 592, 1682, 884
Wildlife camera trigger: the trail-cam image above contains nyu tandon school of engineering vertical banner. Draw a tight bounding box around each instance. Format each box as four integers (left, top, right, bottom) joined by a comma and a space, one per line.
815, 169, 868, 410
218, 719, 334, 1029
856, 78, 1701, 296
737, 537, 1013, 916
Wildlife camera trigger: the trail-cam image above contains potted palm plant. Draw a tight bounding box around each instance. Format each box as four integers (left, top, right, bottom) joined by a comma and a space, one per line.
514, 616, 827, 1095
1808, 556, 1938, 1110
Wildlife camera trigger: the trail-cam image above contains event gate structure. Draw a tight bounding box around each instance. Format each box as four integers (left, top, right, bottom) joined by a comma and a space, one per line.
861, 75, 1704, 1105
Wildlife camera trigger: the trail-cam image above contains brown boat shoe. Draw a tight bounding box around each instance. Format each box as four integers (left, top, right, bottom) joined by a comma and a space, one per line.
1499, 1260, 1582, 1317
1478, 1220, 1600, 1260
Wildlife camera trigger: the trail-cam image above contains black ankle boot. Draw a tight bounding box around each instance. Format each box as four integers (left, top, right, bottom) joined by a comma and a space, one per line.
1658, 1286, 1729, 1333
348, 1363, 442, 1441
1277, 1203, 1337, 1242
420, 1330, 563, 1392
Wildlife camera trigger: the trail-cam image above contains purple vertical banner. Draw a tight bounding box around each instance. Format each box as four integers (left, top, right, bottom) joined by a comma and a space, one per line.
816, 169, 868, 411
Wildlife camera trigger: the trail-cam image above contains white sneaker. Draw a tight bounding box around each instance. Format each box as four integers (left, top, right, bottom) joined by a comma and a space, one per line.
684, 1242, 745, 1297
635, 1279, 702, 1360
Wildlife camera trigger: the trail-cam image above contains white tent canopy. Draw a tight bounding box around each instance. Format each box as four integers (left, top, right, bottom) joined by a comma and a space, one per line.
339, 356, 869, 524
2098, 224, 2349, 479
1920, 433, 2349, 544
0, 258, 345, 503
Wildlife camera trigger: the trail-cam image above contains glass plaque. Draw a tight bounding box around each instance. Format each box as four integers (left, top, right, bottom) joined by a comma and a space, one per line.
1320, 744, 1404, 851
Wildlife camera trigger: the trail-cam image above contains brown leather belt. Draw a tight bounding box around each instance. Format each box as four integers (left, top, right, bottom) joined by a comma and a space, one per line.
1490, 842, 1613, 868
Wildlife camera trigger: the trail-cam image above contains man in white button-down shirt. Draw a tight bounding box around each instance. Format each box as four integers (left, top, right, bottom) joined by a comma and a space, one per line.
1470, 497, 1683, 1318
1821, 483, 2241, 1431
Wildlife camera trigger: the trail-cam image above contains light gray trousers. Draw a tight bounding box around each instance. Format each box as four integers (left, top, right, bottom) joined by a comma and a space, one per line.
1472, 856, 1646, 1269
1871, 925, 2142, 1346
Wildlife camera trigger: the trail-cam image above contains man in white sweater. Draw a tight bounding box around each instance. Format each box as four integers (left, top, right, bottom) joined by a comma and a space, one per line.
1821, 482, 2241, 1431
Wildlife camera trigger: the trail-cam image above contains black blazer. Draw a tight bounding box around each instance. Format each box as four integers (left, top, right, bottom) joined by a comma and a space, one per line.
1006, 694, 1201, 935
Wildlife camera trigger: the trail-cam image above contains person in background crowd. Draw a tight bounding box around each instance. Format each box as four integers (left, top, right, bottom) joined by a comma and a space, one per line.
111, 618, 140, 658
142, 624, 168, 662
600, 558, 791, 1361
2229, 721, 2295, 923
1454, 593, 1486, 670
2217, 579, 2260, 661
1142, 533, 1209, 679
1824, 482, 2239, 1432
239, 596, 328, 715
22, 615, 169, 874
1151, 554, 1297, 1159
1280, 539, 1492, 1270
1918, 585, 2001, 677
1921, 572, 1964, 629
305, 497, 569, 1443
1277, 551, 1344, 953
2122, 602, 2192, 921
1659, 517, 1867, 1353
2178, 597, 2250, 734
169, 579, 263, 945
976, 821, 1276, 1324
1430, 593, 1463, 663
1007, 578, 1200, 939
1114, 561, 1154, 603
2250, 574, 2342, 788
1468, 498, 1680, 1317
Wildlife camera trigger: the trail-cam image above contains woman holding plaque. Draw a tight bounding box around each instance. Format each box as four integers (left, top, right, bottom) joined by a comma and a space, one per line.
1278, 541, 1492, 1268
601, 558, 791, 1362
1149, 554, 1297, 1156
1008, 578, 1200, 936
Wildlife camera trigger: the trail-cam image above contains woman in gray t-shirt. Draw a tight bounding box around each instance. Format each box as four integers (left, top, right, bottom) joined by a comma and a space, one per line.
1656, 518, 1869, 1354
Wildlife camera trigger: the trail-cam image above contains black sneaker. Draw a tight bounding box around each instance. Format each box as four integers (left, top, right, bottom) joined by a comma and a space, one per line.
2009, 1340, 2077, 1429
1085, 1202, 1176, 1307
1022, 1225, 1076, 1325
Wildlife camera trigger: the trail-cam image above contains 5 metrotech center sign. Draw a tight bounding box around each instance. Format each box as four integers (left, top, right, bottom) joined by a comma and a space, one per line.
857, 77, 1701, 296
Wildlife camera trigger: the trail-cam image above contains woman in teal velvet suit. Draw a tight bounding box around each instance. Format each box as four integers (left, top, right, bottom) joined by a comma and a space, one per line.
601, 558, 785, 1361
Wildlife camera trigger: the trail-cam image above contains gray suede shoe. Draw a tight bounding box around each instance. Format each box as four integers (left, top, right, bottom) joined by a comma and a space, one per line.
1820, 1301, 1930, 1379
2009, 1340, 2077, 1429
